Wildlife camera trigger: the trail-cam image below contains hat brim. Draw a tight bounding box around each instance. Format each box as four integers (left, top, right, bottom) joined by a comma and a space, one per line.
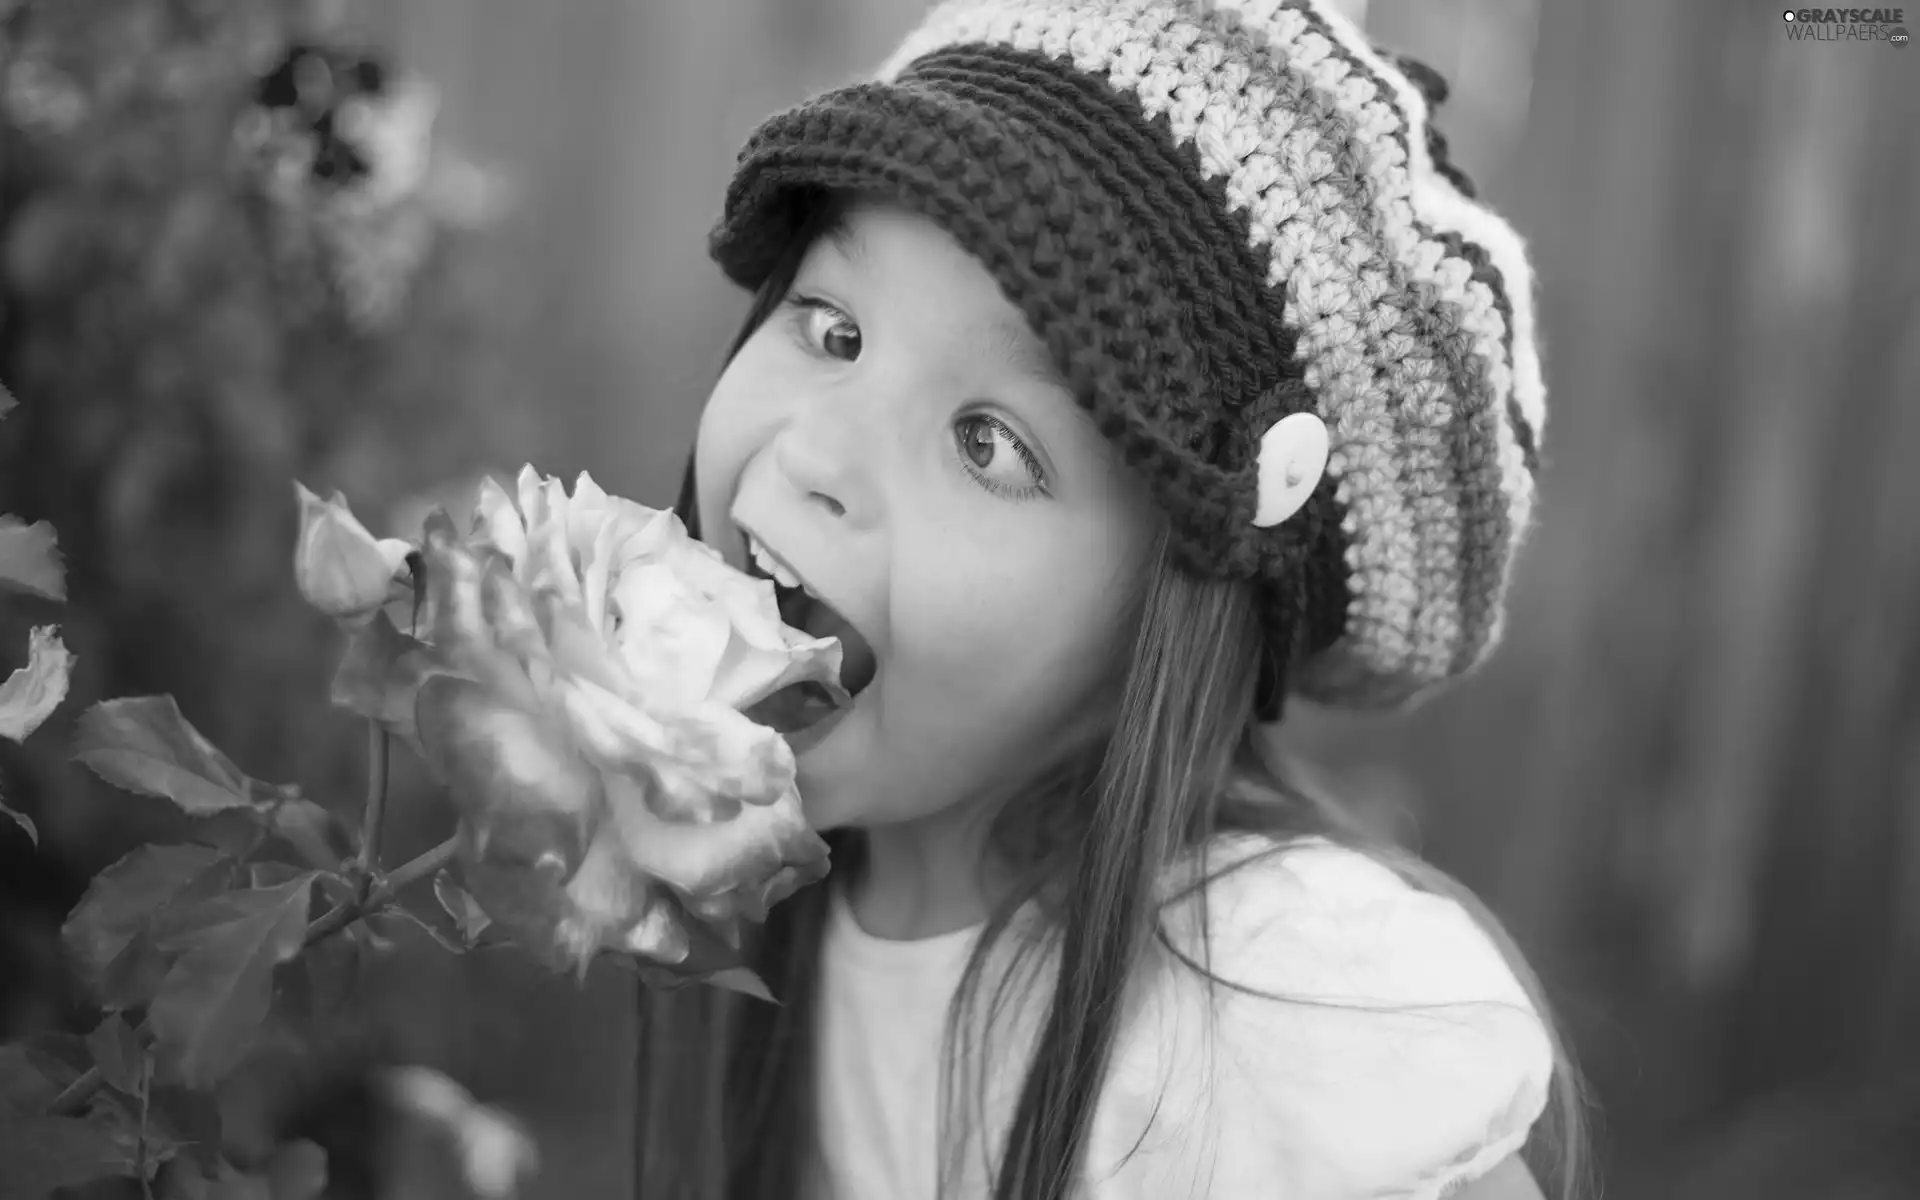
711, 81, 1049, 294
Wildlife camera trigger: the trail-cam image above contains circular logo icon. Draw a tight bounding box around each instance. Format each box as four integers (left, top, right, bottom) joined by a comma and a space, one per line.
1890, 25, 1910, 46
1783, 9, 1796, 19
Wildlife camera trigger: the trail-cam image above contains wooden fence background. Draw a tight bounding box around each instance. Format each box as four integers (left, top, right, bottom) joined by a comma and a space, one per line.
4, 0, 1914, 1195
382, 0, 1920, 1192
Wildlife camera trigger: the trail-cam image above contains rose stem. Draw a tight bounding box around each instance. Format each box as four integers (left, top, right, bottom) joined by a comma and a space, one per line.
357, 721, 391, 880
304, 833, 459, 948
49, 835, 462, 1117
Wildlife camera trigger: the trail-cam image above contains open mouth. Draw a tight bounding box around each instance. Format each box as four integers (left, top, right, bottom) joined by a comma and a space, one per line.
741, 532, 878, 700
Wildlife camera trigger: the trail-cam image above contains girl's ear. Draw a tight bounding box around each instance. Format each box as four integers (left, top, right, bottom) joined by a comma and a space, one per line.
674, 452, 701, 539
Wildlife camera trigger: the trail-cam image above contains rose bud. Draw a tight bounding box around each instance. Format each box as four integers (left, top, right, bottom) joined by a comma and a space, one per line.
294, 482, 414, 624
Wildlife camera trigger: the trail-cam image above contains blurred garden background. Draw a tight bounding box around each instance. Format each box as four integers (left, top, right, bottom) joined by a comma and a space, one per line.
2, 0, 1915, 1197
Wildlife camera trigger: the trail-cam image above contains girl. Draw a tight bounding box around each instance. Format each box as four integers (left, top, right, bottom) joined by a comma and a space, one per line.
643, 1, 1586, 1197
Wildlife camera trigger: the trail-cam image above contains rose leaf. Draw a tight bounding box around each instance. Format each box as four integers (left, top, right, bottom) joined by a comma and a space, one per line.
73, 696, 278, 815
433, 871, 493, 947
62, 843, 230, 1007
0, 625, 74, 745
0, 1116, 140, 1199
84, 1012, 147, 1096
0, 514, 66, 602
148, 873, 318, 1089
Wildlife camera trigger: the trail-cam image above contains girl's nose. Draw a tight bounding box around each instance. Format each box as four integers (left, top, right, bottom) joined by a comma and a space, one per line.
770, 402, 878, 527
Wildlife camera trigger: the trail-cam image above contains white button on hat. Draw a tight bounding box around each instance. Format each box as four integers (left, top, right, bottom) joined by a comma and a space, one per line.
1251, 411, 1329, 528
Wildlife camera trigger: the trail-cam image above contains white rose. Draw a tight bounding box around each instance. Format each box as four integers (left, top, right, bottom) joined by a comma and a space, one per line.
322, 467, 848, 991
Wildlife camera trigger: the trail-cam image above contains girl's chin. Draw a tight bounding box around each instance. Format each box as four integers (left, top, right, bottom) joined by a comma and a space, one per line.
796, 788, 851, 835
792, 734, 849, 832
793, 751, 887, 838
789, 682, 883, 832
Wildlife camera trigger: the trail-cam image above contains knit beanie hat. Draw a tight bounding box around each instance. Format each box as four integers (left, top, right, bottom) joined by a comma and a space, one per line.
707, 0, 1547, 714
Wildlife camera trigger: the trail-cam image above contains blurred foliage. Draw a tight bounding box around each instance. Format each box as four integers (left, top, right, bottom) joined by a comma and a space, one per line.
0, 0, 531, 876
0, 3, 542, 1192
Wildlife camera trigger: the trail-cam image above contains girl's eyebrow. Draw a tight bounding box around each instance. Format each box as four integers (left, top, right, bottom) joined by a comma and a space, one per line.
820, 220, 867, 268
977, 315, 1064, 388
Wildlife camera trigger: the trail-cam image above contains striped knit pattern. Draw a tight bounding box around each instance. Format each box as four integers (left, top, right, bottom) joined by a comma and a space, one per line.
708, 0, 1546, 713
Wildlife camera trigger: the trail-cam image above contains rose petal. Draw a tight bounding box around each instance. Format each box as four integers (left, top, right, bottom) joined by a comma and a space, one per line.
548, 837, 690, 967
612, 887, 758, 977
562, 472, 615, 562
420, 521, 545, 711
599, 773, 826, 900
417, 677, 598, 873
469, 475, 528, 566
625, 529, 847, 711
461, 825, 766, 981
468, 825, 628, 976
639, 713, 792, 817
458, 849, 582, 973
718, 625, 850, 715
576, 500, 673, 640
515, 470, 580, 607
0, 625, 73, 742
479, 556, 552, 682
511, 465, 548, 532
619, 892, 692, 963
578, 508, 621, 638
530, 591, 630, 702
607, 562, 734, 707
557, 679, 794, 818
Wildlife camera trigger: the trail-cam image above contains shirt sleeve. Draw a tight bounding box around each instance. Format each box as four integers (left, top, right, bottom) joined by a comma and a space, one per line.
1084, 838, 1555, 1200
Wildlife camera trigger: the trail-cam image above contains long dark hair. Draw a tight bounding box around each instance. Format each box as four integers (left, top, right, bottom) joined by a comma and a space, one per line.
639, 194, 1590, 1200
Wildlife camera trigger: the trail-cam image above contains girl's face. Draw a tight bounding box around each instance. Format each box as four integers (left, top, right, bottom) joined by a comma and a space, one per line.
695, 200, 1160, 832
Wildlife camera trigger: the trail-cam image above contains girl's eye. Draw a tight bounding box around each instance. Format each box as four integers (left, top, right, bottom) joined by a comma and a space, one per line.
789, 297, 862, 361
954, 414, 1047, 499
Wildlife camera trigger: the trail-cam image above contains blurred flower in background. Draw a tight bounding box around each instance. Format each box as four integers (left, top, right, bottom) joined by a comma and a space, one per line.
234, 37, 511, 329
0, 0, 537, 859
2, 0, 542, 1195
383, 1066, 539, 1200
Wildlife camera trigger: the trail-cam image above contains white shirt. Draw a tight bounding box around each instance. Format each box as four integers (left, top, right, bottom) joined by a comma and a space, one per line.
811, 835, 1554, 1199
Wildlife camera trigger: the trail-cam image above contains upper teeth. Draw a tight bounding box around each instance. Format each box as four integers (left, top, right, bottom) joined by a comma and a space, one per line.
746, 534, 803, 590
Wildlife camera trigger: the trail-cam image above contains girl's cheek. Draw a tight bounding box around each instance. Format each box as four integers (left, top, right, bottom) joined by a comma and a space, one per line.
693, 387, 748, 532
708, 338, 790, 430
695, 356, 788, 524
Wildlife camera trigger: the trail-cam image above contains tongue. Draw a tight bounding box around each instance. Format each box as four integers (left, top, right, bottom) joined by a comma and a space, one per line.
740, 679, 841, 734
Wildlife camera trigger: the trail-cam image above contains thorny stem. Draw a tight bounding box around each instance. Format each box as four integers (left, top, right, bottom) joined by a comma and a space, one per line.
357, 721, 391, 880
304, 833, 459, 948
47, 834, 462, 1117
47, 1065, 104, 1117
136, 1056, 154, 1200
385, 833, 461, 893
